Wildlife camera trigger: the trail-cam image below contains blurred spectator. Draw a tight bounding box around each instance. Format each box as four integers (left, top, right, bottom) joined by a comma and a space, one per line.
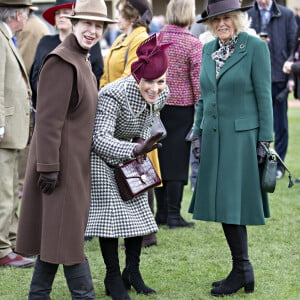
0, 0, 35, 268
282, 27, 300, 182
248, 0, 297, 179
16, 5, 50, 200
16, 6, 50, 74
292, 7, 300, 28
103, 23, 122, 46
190, 14, 206, 37
155, 0, 202, 229
150, 15, 165, 34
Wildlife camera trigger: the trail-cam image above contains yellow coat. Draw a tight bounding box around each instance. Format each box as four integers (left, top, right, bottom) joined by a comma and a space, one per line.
100, 26, 148, 87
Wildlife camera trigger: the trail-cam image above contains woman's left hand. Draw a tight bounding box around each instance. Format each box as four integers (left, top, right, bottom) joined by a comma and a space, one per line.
133, 137, 146, 163
133, 132, 163, 163
257, 142, 270, 165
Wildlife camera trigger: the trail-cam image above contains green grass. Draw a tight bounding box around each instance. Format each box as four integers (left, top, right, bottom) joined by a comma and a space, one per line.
1, 106, 300, 300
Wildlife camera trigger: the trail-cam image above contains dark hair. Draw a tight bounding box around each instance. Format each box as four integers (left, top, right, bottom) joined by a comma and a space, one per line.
116, 0, 149, 32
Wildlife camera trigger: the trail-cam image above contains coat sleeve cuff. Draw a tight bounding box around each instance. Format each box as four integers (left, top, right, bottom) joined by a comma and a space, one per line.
37, 163, 60, 172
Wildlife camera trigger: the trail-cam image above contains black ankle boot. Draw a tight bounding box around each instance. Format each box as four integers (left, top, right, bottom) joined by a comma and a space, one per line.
211, 278, 226, 288
122, 267, 156, 295
123, 237, 156, 295
142, 233, 157, 248
63, 259, 95, 299
28, 256, 58, 300
167, 215, 195, 229
211, 224, 255, 296
104, 275, 131, 300
165, 181, 195, 229
99, 238, 131, 300
211, 262, 254, 296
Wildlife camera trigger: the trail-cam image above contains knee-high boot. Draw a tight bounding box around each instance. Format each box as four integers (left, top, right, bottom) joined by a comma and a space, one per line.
154, 185, 167, 225
28, 256, 58, 299
122, 236, 156, 295
211, 224, 255, 297
63, 259, 95, 299
166, 181, 195, 228
99, 238, 130, 300
142, 189, 157, 247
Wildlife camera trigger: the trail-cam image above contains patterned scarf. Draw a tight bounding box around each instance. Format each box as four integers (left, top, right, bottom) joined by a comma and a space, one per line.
211, 35, 238, 78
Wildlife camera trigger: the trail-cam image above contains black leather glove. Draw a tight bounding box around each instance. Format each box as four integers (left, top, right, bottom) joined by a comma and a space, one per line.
38, 171, 59, 194
133, 132, 163, 163
191, 135, 201, 159
257, 142, 270, 165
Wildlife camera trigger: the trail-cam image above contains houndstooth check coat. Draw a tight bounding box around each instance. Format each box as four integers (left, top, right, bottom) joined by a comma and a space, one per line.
85, 76, 169, 238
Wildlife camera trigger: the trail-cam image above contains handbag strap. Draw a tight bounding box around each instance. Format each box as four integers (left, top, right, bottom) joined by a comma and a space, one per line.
260, 142, 294, 188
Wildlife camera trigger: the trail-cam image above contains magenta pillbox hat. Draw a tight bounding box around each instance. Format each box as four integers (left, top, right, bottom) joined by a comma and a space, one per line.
131, 34, 171, 83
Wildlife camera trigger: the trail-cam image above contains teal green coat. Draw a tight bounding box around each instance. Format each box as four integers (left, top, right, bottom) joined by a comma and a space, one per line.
189, 32, 273, 225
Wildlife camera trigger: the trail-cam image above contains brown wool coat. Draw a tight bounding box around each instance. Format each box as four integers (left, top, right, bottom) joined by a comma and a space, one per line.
16, 34, 98, 265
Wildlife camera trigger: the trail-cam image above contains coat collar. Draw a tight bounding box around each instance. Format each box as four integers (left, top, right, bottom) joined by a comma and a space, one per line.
205, 32, 249, 85
112, 26, 147, 50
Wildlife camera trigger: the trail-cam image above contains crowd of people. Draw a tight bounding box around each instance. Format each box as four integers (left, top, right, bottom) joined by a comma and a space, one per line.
0, 0, 299, 298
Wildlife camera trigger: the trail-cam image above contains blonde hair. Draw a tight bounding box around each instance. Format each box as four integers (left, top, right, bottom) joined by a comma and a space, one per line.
166, 0, 195, 27
206, 11, 251, 37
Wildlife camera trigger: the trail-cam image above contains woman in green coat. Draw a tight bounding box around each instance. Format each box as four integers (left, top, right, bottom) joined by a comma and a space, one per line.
189, 0, 273, 297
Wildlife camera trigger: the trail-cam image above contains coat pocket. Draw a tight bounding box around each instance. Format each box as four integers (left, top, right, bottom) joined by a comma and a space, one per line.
234, 117, 259, 131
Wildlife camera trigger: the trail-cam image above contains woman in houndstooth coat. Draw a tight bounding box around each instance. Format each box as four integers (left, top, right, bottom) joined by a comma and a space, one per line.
85, 34, 171, 299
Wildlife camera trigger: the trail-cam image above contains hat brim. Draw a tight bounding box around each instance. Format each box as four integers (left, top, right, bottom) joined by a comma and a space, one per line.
30, 6, 38, 11
42, 3, 74, 26
64, 14, 117, 24
197, 5, 253, 23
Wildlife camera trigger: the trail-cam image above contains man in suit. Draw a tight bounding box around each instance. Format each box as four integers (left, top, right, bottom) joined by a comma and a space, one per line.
0, 0, 35, 267
248, 0, 297, 179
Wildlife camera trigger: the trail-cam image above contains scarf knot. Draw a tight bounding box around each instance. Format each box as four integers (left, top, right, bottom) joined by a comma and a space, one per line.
211, 35, 238, 77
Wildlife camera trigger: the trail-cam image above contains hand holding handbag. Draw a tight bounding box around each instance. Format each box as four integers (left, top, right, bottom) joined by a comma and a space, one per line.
260, 143, 277, 193
259, 142, 293, 193
114, 156, 161, 201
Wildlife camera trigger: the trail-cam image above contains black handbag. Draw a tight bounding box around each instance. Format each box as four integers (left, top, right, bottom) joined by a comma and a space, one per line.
114, 156, 161, 201
260, 142, 293, 193
150, 113, 167, 141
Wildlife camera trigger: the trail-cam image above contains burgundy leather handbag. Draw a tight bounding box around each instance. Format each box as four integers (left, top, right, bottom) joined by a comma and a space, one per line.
114, 156, 161, 201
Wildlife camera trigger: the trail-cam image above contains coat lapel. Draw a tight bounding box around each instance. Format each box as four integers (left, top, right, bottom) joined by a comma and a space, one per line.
0, 23, 29, 82
204, 39, 219, 87
217, 32, 249, 82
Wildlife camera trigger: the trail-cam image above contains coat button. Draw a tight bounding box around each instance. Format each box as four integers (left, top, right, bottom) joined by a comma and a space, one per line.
212, 102, 216, 106
213, 115, 217, 119
213, 128, 217, 132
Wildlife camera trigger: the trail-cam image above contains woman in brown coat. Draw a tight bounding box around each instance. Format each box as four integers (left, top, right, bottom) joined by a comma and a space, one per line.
15, 0, 115, 299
